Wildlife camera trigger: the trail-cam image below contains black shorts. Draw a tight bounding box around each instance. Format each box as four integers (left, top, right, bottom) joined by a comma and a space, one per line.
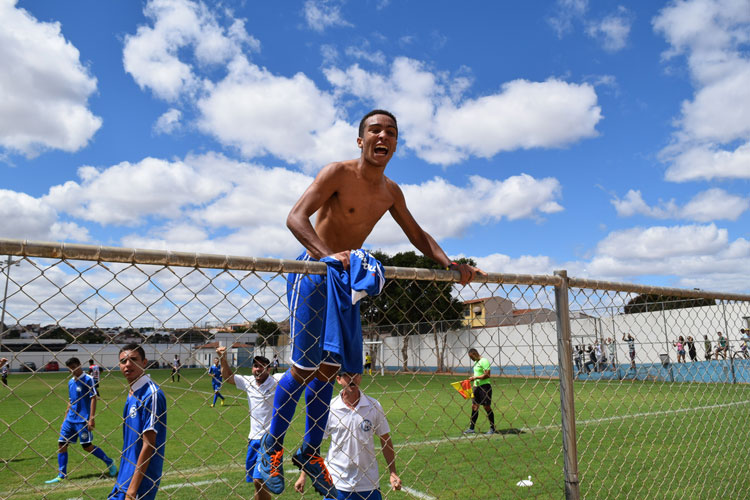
472, 384, 492, 406
364, 363, 372, 369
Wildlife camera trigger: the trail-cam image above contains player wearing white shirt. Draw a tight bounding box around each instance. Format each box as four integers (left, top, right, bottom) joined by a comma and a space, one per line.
295, 372, 401, 500
217, 347, 280, 500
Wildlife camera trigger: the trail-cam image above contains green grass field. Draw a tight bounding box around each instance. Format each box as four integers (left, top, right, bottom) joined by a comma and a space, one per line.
2, 368, 750, 499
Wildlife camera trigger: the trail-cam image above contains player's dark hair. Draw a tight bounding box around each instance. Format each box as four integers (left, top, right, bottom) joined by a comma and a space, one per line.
119, 343, 146, 360
358, 109, 398, 137
65, 357, 81, 368
468, 348, 479, 356
88, 359, 94, 364
253, 355, 270, 367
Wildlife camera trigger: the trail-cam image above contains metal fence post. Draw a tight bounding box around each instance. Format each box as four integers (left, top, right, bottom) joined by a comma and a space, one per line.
554, 270, 580, 499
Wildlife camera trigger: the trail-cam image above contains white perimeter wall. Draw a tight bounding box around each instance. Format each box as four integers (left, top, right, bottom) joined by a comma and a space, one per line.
0, 344, 198, 371
4, 302, 749, 373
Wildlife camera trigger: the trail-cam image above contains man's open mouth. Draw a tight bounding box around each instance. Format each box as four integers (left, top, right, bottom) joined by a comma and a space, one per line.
374, 145, 388, 155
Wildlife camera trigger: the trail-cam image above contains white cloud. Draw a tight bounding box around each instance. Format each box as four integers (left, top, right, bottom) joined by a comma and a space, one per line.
0, 189, 89, 242
475, 253, 556, 276
303, 0, 352, 32
595, 224, 727, 260
548, 0, 589, 37
0, 0, 101, 156
121, 222, 299, 258
43, 156, 233, 225
197, 58, 355, 171
653, 0, 750, 181
665, 142, 750, 181
123, 0, 259, 101
612, 188, 749, 221
125, 5, 599, 169
325, 58, 602, 165
457, 222, 750, 292
154, 108, 183, 134
344, 45, 386, 66
681, 188, 749, 221
584, 227, 750, 291
586, 6, 632, 52
367, 174, 563, 247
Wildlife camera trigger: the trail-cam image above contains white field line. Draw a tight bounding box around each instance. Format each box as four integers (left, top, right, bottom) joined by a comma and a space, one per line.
402, 485, 438, 500
395, 398, 750, 449
162, 478, 223, 490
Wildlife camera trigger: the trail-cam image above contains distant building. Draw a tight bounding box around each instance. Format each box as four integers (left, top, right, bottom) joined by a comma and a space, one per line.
500, 308, 557, 326
462, 297, 514, 328
193, 331, 258, 367
462, 298, 558, 328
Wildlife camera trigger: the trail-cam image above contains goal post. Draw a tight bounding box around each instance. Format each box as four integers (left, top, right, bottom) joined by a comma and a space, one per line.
364, 340, 385, 376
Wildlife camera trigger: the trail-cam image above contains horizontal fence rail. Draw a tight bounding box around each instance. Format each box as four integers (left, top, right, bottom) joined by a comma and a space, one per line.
2, 238, 750, 499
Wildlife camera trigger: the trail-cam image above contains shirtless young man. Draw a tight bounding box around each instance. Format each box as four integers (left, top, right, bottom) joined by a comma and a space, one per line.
254, 109, 483, 497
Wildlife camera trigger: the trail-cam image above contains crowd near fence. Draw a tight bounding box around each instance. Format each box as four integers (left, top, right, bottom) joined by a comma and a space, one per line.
2, 238, 750, 499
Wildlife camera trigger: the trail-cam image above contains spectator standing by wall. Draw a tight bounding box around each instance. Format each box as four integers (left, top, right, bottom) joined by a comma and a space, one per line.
606, 338, 616, 370
704, 335, 712, 361
622, 334, 636, 370
686, 336, 697, 362
1, 357, 8, 386
584, 346, 596, 374
674, 336, 686, 363
715, 332, 728, 359
573, 346, 583, 374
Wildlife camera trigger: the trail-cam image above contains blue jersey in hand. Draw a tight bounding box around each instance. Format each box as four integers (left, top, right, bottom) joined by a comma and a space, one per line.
321, 249, 385, 373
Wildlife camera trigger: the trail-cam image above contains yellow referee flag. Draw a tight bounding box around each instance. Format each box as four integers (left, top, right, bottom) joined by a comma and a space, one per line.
451, 379, 473, 399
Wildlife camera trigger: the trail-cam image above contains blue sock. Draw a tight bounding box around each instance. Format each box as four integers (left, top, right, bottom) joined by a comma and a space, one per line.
303, 378, 334, 452
268, 370, 305, 451
213, 393, 218, 405
90, 446, 112, 466
218, 392, 224, 400
58, 451, 68, 476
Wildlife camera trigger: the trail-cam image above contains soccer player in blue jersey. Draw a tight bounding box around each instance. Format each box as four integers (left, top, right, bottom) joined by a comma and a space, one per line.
255, 110, 484, 497
208, 357, 225, 407
108, 344, 167, 500
45, 357, 117, 484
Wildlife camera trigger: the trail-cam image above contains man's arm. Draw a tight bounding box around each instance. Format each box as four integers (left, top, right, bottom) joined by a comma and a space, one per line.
469, 363, 491, 383
286, 163, 344, 261
387, 181, 483, 285
125, 429, 157, 499
379, 433, 402, 490
216, 347, 235, 385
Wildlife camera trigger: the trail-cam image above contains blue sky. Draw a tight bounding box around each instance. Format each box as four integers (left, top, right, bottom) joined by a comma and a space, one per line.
1, 0, 750, 292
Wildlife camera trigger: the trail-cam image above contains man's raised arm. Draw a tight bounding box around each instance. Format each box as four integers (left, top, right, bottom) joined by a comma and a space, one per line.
387, 180, 484, 285
216, 347, 235, 385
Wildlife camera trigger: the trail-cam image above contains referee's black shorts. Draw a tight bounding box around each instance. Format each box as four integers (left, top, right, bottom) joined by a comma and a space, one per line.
472, 384, 492, 405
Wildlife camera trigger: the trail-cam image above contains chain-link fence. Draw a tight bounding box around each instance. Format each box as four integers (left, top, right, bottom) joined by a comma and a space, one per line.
1, 238, 750, 499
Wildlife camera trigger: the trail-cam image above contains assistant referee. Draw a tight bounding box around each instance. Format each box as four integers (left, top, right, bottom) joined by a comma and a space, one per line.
464, 348, 496, 435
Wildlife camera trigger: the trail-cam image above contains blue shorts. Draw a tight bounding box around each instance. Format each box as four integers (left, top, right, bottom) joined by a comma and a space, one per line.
212, 382, 222, 391
59, 419, 93, 445
329, 490, 382, 500
287, 252, 340, 370
245, 439, 261, 482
